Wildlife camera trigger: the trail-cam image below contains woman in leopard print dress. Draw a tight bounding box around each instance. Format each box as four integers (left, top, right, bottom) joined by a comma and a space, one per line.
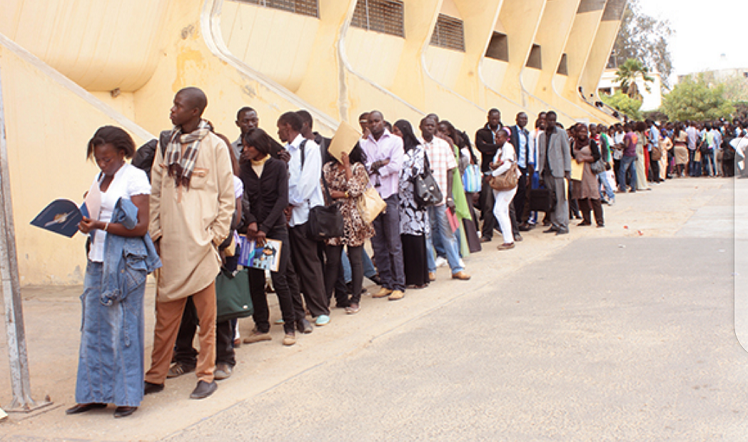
322, 145, 375, 314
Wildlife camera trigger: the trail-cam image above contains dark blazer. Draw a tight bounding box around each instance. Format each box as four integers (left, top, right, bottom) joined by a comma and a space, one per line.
509, 125, 531, 171
238, 157, 289, 234
537, 129, 572, 179
475, 123, 503, 173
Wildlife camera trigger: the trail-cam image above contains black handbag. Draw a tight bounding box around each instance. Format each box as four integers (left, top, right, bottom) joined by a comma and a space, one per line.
301, 142, 344, 241
528, 188, 555, 213
216, 268, 253, 323
412, 152, 443, 208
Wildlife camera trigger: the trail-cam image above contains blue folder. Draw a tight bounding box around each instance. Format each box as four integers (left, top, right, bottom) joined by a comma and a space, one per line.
30, 200, 89, 238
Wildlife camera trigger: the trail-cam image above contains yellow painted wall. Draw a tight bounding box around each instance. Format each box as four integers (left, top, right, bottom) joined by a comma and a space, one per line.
482, 59, 509, 91
0, 0, 169, 92
0, 36, 153, 285
345, 28, 405, 90
497, 0, 545, 100
220, 1, 320, 92
424, 46, 465, 88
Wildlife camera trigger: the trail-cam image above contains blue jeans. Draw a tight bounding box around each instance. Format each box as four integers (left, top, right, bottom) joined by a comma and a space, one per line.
618, 156, 637, 191
597, 171, 615, 201
342, 248, 376, 283
426, 204, 464, 274
704, 149, 715, 176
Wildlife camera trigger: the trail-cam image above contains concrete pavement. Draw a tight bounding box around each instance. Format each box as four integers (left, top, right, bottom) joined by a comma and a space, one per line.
1, 177, 745, 441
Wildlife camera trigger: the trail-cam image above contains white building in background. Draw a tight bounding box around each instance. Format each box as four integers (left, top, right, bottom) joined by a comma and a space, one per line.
597, 68, 663, 111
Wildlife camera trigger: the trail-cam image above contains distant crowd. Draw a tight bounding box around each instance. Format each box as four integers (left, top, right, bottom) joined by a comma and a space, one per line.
65, 86, 742, 418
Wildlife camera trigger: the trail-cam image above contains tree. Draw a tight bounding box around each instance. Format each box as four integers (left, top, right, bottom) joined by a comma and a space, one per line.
661, 76, 735, 122
601, 91, 642, 120
615, 59, 654, 100
612, 0, 674, 87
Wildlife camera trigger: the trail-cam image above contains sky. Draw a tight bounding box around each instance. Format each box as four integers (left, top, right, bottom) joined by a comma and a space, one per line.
637, 0, 746, 79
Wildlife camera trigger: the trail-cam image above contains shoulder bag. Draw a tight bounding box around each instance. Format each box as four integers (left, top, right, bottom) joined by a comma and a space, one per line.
462, 163, 482, 193
488, 148, 519, 191
301, 141, 345, 241
590, 158, 607, 175
412, 151, 443, 208
356, 171, 387, 225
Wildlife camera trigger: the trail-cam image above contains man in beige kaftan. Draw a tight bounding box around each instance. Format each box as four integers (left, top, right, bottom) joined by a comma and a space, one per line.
144, 87, 234, 399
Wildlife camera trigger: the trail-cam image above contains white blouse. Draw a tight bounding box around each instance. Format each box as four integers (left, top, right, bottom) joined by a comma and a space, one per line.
88, 163, 151, 262
492, 142, 517, 177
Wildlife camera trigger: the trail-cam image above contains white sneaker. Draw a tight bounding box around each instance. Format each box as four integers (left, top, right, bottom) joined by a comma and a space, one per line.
435, 257, 448, 268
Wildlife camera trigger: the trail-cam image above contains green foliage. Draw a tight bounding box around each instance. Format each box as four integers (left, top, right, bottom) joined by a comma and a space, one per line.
615, 59, 655, 100
661, 76, 735, 122
601, 91, 642, 120
613, 0, 673, 87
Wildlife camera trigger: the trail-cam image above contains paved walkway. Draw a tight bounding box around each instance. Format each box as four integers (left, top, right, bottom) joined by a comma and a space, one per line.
0, 177, 744, 441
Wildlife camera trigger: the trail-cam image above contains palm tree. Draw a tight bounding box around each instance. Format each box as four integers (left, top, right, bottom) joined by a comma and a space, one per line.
615, 58, 654, 100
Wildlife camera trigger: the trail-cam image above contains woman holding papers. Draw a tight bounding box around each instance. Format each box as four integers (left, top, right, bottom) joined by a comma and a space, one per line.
321, 145, 374, 314
69, 126, 161, 418
570, 124, 604, 228
238, 128, 301, 346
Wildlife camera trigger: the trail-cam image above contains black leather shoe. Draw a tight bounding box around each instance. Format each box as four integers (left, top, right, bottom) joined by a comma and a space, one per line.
144, 381, 164, 395
190, 380, 218, 399
113, 406, 137, 418
518, 224, 531, 232
66, 403, 107, 415
543, 227, 559, 233
296, 318, 313, 334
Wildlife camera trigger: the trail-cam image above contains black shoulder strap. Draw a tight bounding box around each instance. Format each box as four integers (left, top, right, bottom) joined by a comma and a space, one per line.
299, 139, 308, 168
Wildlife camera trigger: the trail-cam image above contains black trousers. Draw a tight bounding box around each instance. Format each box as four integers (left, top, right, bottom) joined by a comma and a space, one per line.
479, 175, 496, 239
248, 225, 298, 335
649, 159, 661, 182
578, 198, 604, 226
289, 222, 330, 317
324, 244, 363, 307
174, 296, 236, 367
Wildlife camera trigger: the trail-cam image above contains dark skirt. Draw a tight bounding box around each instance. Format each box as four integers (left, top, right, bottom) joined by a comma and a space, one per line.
462, 192, 482, 254
401, 234, 429, 287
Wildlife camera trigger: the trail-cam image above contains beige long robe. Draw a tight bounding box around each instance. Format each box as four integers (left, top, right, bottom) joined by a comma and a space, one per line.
150, 132, 235, 302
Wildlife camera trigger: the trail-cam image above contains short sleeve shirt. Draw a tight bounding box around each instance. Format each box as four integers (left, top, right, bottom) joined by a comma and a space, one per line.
89, 163, 151, 262
422, 137, 457, 206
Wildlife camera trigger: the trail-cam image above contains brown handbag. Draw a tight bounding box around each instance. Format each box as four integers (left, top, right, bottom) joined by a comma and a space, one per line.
488, 163, 519, 191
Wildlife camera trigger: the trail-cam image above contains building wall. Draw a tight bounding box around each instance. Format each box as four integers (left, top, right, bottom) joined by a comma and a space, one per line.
220, 1, 320, 92
1, 0, 624, 284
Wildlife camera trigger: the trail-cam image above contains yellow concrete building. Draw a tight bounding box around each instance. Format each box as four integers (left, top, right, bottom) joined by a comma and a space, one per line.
0, 0, 625, 285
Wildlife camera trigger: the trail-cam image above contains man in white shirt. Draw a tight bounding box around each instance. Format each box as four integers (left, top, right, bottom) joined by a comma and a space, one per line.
277, 111, 331, 326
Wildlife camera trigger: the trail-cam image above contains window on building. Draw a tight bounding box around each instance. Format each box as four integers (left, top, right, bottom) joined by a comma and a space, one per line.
350, 0, 405, 38
557, 53, 568, 75
485, 32, 508, 62
430, 14, 465, 52
237, 0, 319, 18
526, 44, 542, 69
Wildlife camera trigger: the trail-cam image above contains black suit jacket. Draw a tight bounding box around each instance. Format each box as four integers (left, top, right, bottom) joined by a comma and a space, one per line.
475, 123, 503, 174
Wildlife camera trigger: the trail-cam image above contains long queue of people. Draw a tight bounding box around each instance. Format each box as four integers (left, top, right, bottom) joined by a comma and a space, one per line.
70, 85, 723, 419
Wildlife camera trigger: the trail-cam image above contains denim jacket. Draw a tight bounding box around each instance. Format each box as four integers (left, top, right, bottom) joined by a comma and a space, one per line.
100, 198, 162, 306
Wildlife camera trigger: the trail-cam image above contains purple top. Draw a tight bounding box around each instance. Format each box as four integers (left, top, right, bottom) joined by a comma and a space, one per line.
623, 132, 637, 157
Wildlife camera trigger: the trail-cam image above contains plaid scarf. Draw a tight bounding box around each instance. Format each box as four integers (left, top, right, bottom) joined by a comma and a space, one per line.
165, 119, 211, 188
